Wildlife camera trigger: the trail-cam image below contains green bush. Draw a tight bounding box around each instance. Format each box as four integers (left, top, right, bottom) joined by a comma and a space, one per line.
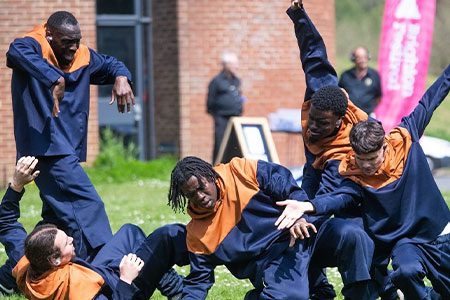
85, 129, 177, 184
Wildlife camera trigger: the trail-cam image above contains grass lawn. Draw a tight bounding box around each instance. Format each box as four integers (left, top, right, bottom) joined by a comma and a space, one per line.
0, 173, 449, 300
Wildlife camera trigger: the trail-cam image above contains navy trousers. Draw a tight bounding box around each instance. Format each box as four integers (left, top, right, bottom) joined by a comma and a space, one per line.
90, 224, 146, 290
212, 115, 231, 163
132, 223, 189, 300
244, 239, 313, 300
390, 234, 450, 299
310, 217, 377, 300
34, 155, 113, 259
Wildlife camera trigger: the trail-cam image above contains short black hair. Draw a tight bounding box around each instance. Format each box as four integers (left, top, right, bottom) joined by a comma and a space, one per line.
46, 11, 78, 29
310, 85, 348, 117
168, 156, 220, 213
350, 121, 385, 154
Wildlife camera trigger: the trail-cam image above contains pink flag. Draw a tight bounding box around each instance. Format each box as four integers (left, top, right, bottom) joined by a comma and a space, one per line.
376, 0, 436, 130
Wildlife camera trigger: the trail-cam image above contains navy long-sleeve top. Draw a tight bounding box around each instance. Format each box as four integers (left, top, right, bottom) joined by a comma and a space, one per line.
287, 7, 368, 219
311, 65, 450, 249
182, 158, 316, 300
6, 24, 131, 161
2, 187, 138, 300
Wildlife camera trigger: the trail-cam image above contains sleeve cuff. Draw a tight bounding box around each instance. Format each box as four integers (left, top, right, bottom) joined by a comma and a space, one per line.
44, 68, 63, 89
115, 280, 139, 299
286, 5, 306, 21
6, 185, 25, 197
310, 198, 328, 215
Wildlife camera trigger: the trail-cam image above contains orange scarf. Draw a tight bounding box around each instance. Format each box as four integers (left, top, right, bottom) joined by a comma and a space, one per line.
301, 99, 368, 169
187, 158, 260, 255
13, 256, 104, 300
339, 127, 412, 189
24, 24, 90, 73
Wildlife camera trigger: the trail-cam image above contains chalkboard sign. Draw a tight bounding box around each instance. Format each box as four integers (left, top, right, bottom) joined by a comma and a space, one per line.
215, 117, 280, 165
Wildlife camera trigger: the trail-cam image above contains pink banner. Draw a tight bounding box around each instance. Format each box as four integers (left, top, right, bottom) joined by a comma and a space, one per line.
376, 0, 436, 130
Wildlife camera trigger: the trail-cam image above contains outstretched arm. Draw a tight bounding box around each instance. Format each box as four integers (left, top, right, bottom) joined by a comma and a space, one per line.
400, 64, 450, 140
287, 1, 338, 100
0, 156, 40, 276
89, 50, 135, 113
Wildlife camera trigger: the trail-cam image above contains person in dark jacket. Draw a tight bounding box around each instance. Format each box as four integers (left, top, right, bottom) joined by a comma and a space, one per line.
206, 52, 243, 164
6, 11, 134, 262
293, 65, 450, 299
167, 156, 319, 300
287, 1, 383, 299
339, 47, 382, 116
0, 156, 187, 300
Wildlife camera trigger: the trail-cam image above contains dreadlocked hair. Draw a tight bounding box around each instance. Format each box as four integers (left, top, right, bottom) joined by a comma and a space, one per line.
24, 224, 61, 280
168, 156, 220, 213
46, 11, 78, 30
311, 85, 348, 118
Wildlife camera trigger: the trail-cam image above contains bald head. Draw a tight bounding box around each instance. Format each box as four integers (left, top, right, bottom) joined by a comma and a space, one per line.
221, 52, 239, 75
352, 46, 370, 71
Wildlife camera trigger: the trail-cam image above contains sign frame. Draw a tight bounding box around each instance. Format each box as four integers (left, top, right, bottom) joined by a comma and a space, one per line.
215, 117, 280, 165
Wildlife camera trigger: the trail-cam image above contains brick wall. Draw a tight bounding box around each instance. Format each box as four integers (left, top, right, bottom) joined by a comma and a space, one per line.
173, 0, 336, 166
0, 0, 98, 186
0, 0, 335, 185
152, 0, 181, 156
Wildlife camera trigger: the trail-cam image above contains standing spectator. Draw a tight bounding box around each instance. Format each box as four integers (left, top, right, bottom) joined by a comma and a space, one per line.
207, 52, 243, 164
339, 47, 382, 116
6, 11, 134, 262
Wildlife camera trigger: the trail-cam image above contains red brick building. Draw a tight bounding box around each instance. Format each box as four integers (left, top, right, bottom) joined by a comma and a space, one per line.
0, 0, 336, 186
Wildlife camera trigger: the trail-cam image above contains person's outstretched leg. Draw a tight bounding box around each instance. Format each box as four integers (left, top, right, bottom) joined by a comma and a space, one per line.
391, 235, 450, 299
258, 240, 313, 300
133, 224, 189, 300
390, 243, 429, 299
34, 155, 113, 259
312, 218, 377, 300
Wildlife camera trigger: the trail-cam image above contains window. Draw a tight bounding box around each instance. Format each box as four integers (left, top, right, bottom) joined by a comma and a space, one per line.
96, 0, 154, 159
97, 0, 134, 15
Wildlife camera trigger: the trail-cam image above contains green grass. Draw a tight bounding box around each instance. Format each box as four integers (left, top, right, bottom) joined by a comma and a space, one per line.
1, 167, 449, 299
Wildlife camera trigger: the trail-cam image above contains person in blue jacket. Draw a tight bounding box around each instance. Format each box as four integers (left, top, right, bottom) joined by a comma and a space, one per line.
287, 1, 384, 299
167, 156, 319, 300
293, 65, 450, 299
0, 156, 188, 300
6, 9, 137, 263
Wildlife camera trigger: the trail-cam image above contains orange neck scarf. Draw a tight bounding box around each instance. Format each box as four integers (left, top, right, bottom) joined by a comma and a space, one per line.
301, 100, 368, 169
13, 256, 104, 300
339, 127, 412, 189
24, 24, 90, 73
187, 158, 259, 255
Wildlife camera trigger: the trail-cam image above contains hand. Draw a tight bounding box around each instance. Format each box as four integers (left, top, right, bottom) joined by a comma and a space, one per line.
110, 76, 135, 113
289, 218, 317, 247
52, 77, 65, 117
291, 0, 303, 10
119, 253, 144, 284
275, 200, 315, 230
11, 156, 40, 192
